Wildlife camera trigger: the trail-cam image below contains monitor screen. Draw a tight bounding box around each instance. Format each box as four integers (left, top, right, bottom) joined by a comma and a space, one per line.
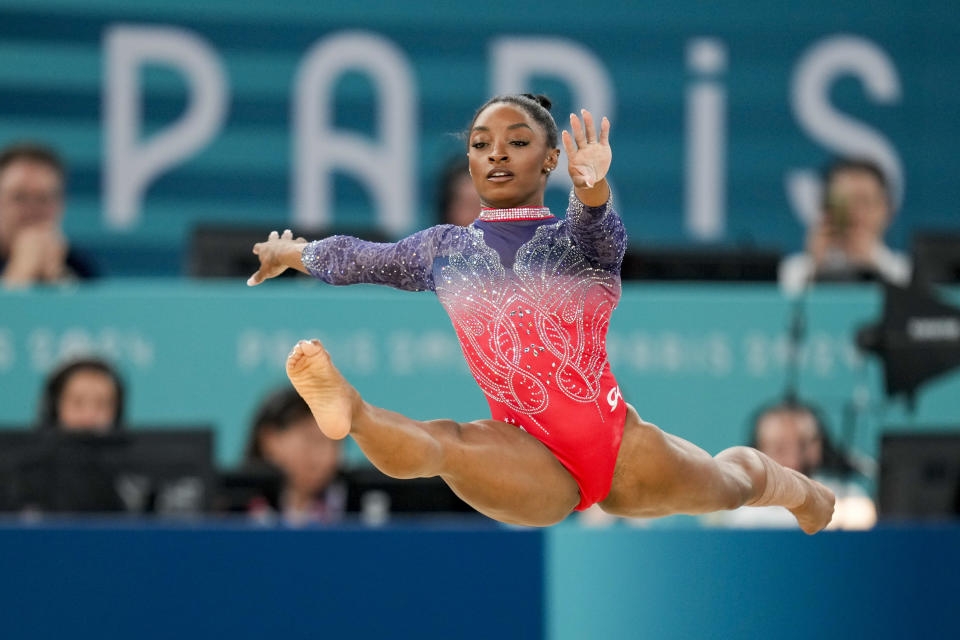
0, 428, 215, 515
912, 232, 960, 284
879, 431, 960, 520
343, 467, 477, 515
619, 246, 781, 282
189, 225, 390, 278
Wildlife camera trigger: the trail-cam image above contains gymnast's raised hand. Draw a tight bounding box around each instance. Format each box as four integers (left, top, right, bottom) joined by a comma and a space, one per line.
563, 109, 611, 206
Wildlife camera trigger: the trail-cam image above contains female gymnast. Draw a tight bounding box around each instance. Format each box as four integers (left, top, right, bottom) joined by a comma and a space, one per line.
248, 94, 835, 532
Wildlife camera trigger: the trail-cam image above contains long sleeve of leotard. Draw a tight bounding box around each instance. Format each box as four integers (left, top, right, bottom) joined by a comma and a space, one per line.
300, 225, 458, 292
564, 190, 627, 271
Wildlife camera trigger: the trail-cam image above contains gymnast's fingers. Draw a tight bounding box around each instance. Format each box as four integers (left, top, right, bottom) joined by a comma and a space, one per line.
561, 129, 576, 159
581, 109, 596, 143
599, 116, 611, 146
569, 112, 587, 148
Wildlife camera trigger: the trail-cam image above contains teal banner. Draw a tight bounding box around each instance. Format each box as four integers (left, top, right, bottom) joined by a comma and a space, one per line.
1, 282, 957, 467
0, 1, 958, 272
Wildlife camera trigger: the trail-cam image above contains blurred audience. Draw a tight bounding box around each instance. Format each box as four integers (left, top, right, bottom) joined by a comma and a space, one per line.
244, 387, 346, 524
0, 142, 93, 288
780, 158, 910, 296
436, 156, 481, 226
37, 357, 125, 433
706, 400, 876, 530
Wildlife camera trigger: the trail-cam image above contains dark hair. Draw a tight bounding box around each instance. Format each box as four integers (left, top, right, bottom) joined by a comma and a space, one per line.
820, 157, 889, 211
0, 142, 64, 182
747, 399, 852, 476
37, 357, 125, 431
467, 94, 559, 149
245, 386, 329, 462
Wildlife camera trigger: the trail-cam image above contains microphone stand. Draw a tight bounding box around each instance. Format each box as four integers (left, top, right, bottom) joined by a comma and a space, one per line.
782, 278, 810, 405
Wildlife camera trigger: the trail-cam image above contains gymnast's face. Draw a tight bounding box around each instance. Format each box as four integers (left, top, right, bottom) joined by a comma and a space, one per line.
467, 103, 559, 209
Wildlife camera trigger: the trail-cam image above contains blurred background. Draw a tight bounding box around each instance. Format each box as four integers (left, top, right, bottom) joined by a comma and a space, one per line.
0, 1, 958, 638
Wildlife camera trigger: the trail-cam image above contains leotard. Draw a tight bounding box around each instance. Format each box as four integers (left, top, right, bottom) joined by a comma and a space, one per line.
302, 191, 627, 510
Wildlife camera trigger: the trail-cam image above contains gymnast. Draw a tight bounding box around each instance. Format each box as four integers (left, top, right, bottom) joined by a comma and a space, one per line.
248, 94, 835, 531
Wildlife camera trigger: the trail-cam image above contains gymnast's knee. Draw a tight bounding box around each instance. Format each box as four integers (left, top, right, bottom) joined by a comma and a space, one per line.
375, 419, 461, 480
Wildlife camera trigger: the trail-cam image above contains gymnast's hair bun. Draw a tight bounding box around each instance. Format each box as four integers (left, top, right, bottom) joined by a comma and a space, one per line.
521, 93, 553, 111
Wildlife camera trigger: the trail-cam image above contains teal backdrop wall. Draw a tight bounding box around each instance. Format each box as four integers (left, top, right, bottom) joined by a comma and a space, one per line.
0, 0, 957, 274
1, 282, 957, 469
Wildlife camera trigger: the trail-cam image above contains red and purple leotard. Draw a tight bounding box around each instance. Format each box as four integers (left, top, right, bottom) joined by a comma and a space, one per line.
302, 191, 628, 510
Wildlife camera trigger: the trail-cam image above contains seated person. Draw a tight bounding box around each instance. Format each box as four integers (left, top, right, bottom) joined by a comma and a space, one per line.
780, 158, 910, 296
0, 143, 94, 288
244, 387, 346, 523
435, 156, 482, 226
37, 357, 125, 432
707, 401, 876, 530
1, 357, 127, 511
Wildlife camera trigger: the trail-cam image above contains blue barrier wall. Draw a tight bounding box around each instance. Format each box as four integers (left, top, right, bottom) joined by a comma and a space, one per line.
0, 521, 543, 640
547, 525, 960, 640
1, 522, 957, 640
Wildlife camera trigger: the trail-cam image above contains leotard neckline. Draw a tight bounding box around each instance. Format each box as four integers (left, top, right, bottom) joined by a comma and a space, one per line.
478, 207, 554, 222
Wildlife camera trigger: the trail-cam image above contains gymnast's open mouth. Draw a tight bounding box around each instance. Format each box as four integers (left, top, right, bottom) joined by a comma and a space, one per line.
487, 168, 514, 182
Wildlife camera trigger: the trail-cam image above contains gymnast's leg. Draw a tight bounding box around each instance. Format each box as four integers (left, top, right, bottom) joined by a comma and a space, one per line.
600, 405, 835, 534
285, 339, 580, 527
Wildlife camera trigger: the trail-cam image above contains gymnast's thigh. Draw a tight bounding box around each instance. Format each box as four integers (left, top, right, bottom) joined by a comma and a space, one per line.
435, 418, 581, 527
600, 404, 720, 518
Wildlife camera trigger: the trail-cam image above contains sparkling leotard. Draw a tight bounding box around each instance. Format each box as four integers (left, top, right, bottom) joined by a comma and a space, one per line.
302, 191, 628, 510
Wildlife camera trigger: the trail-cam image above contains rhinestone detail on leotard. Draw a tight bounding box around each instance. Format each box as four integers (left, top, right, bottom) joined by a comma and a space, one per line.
478, 207, 554, 222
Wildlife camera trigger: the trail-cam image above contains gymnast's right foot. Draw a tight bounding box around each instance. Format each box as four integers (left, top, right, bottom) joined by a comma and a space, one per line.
788, 474, 836, 535
286, 339, 358, 440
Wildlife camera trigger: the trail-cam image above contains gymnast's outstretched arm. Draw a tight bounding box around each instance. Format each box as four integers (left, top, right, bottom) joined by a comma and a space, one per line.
562, 110, 627, 270
247, 225, 458, 291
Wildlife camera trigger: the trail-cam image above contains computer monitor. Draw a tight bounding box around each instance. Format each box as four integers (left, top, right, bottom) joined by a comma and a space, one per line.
620, 246, 782, 281
188, 225, 391, 278
912, 231, 960, 284
878, 431, 960, 520
215, 464, 284, 514
0, 427, 215, 515
343, 467, 478, 515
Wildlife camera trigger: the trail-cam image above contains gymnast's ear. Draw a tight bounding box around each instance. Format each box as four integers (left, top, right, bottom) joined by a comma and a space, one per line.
543, 148, 560, 174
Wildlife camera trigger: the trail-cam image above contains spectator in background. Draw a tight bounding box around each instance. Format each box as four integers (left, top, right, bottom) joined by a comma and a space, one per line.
436, 156, 482, 226
706, 401, 876, 530
0, 143, 93, 288
37, 357, 125, 433
779, 158, 911, 296
245, 387, 346, 523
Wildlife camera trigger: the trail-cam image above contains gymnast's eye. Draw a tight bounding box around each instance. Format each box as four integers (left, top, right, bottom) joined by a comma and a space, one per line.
471, 141, 488, 149
510, 140, 529, 146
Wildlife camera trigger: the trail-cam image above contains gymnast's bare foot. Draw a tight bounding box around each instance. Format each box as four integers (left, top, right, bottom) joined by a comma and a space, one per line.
286, 339, 358, 440
788, 474, 836, 534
